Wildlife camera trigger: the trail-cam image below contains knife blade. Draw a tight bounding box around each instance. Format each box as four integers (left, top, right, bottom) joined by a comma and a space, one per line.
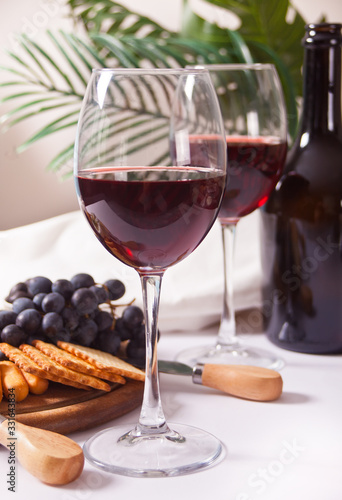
158, 360, 283, 401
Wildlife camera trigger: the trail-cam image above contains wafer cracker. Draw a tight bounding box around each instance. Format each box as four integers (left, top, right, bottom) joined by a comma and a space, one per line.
57, 341, 145, 381
0, 343, 91, 390
19, 344, 112, 392
32, 340, 125, 385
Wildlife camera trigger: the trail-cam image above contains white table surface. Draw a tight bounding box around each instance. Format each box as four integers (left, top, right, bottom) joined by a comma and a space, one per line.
0, 325, 341, 500
0, 211, 341, 499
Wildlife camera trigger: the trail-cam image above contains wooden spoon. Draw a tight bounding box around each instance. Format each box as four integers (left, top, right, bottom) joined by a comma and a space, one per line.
0, 415, 84, 485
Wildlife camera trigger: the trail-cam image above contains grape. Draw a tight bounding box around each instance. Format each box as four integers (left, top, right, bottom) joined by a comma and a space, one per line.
42, 292, 65, 314
5, 282, 32, 303
26, 276, 52, 296
0, 350, 8, 361
114, 317, 133, 341
33, 293, 47, 310
122, 306, 144, 330
1, 324, 27, 347
94, 310, 113, 332
0, 310, 17, 331
104, 279, 125, 300
62, 307, 79, 331
131, 323, 146, 347
96, 330, 121, 355
52, 279, 74, 300
12, 297, 35, 314
26, 332, 47, 345
6, 290, 32, 303
89, 285, 109, 305
53, 329, 72, 343
16, 309, 41, 334
9, 282, 28, 295
42, 312, 63, 337
127, 323, 160, 355
74, 317, 98, 346
71, 273, 95, 290
71, 288, 97, 315
126, 340, 146, 362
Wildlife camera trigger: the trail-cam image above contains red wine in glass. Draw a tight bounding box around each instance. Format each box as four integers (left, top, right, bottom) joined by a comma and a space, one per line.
220, 137, 287, 223
187, 135, 287, 222
76, 166, 225, 270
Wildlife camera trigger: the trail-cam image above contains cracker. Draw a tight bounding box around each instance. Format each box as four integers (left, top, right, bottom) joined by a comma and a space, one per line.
57, 341, 145, 381
0, 343, 91, 390
32, 340, 125, 385
19, 344, 112, 392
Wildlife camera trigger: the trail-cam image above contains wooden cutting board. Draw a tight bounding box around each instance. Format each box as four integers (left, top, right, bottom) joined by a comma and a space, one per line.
0, 380, 144, 434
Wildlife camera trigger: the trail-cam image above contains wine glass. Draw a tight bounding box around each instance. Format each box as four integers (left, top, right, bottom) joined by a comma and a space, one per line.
176, 64, 287, 369
74, 68, 227, 477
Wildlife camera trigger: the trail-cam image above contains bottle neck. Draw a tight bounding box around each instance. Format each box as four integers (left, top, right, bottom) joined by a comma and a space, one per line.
301, 44, 342, 136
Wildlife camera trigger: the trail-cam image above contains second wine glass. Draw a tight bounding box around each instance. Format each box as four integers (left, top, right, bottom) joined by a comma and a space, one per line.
177, 64, 287, 369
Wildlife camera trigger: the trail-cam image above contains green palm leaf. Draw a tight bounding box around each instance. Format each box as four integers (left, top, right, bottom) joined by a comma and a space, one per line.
0, 96, 80, 129
16, 111, 80, 153
0, 31, 101, 164
47, 143, 75, 174
67, 0, 172, 38
91, 33, 140, 66
181, 0, 307, 136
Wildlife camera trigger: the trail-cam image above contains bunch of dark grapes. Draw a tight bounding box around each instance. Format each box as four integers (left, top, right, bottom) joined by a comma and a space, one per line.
0, 273, 156, 365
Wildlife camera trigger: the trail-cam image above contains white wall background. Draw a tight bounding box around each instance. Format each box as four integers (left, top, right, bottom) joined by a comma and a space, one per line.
0, 0, 341, 230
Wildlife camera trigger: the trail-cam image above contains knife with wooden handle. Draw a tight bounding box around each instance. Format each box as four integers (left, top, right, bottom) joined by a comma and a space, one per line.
158, 361, 283, 401
0, 414, 84, 485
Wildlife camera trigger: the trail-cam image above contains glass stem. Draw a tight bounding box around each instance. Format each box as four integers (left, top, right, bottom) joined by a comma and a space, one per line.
137, 272, 168, 434
217, 222, 239, 347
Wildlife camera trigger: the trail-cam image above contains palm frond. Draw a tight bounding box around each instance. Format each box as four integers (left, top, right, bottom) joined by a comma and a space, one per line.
67, 0, 173, 38
47, 143, 74, 173
0, 96, 80, 129
0, 31, 100, 171
181, 0, 305, 136
16, 111, 80, 153
91, 33, 140, 66
246, 40, 299, 138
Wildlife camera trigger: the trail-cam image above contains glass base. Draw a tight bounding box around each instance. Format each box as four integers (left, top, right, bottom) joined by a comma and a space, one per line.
176, 343, 285, 370
83, 423, 225, 477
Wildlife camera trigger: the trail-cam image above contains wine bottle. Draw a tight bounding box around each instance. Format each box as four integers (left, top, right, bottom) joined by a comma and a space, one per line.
260, 23, 342, 354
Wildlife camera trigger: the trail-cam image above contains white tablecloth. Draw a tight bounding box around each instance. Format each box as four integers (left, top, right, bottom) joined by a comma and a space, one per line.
0, 212, 341, 500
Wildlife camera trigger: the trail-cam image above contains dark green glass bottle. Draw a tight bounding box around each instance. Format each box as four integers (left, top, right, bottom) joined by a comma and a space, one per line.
260, 23, 342, 354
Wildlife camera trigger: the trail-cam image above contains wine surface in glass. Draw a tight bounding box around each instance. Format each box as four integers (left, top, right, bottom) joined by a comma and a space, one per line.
76, 166, 225, 270
219, 137, 287, 223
